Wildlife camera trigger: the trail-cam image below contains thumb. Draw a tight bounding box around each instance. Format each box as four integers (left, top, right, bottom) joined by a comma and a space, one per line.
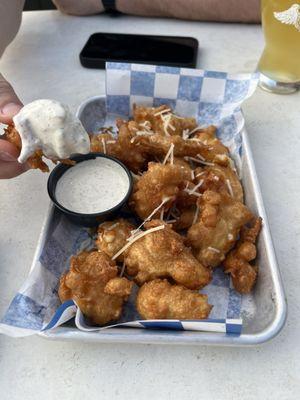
0, 139, 29, 179
0, 73, 23, 124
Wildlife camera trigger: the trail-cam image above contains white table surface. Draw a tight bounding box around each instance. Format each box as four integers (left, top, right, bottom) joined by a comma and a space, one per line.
0, 11, 299, 400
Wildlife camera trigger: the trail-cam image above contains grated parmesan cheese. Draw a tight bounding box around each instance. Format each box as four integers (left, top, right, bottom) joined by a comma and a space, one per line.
182, 129, 190, 140
136, 130, 154, 136
187, 125, 203, 135
101, 138, 106, 154
131, 172, 140, 180
105, 222, 119, 231
139, 120, 151, 128
226, 179, 234, 197
188, 179, 204, 195
130, 197, 170, 237
196, 154, 205, 161
161, 113, 172, 136
184, 188, 202, 197
162, 143, 175, 165
112, 225, 165, 260
189, 138, 204, 143
185, 157, 214, 166
207, 246, 220, 253
154, 108, 171, 116
192, 204, 200, 225
120, 261, 126, 277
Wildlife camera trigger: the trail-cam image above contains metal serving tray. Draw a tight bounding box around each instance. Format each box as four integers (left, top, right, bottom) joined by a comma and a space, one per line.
38, 96, 287, 346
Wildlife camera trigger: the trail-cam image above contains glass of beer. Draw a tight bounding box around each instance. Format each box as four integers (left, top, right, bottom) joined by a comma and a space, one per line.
258, 0, 300, 94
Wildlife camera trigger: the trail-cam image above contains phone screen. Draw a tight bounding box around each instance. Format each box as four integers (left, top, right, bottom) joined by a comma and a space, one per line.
80, 33, 198, 69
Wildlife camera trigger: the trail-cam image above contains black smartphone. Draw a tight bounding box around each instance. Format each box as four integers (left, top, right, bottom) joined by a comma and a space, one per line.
80, 33, 198, 69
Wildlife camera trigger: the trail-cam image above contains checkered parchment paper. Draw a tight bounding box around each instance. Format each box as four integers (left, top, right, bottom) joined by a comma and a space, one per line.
0, 63, 258, 337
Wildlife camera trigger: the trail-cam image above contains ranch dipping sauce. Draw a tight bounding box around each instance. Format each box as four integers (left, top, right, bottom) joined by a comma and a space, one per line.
13, 99, 90, 163
55, 157, 130, 214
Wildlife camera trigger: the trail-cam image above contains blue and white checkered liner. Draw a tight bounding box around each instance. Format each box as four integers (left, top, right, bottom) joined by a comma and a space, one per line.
43, 299, 242, 335
0, 63, 258, 337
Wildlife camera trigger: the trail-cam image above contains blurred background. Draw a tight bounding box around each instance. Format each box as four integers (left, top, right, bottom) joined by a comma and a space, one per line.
24, 0, 55, 10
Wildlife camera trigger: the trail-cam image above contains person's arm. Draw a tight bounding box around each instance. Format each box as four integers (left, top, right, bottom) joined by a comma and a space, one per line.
54, 0, 261, 23
0, 0, 24, 123
52, 0, 104, 16
0, 0, 24, 57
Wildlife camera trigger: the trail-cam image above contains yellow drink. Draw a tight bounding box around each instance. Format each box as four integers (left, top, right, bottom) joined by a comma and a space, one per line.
258, 0, 300, 88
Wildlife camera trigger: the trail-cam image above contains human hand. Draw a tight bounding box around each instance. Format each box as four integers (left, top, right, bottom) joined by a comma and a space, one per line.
0, 73, 28, 178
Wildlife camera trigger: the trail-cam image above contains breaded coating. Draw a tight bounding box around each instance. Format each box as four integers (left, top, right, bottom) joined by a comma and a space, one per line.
133, 105, 197, 136
124, 220, 211, 289
240, 216, 262, 243
173, 206, 197, 231
130, 162, 190, 220
90, 122, 149, 173
104, 277, 133, 297
224, 217, 262, 293
96, 218, 135, 262
187, 190, 253, 267
136, 279, 212, 320
193, 164, 243, 202
177, 176, 208, 210
58, 250, 133, 325
173, 157, 193, 177
3, 125, 49, 172
89, 131, 118, 154
174, 164, 243, 231
193, 125, 229, 164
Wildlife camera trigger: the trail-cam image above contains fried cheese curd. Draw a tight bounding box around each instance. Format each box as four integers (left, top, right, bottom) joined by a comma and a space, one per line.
194, 164, 243, 202
224, 217, 262, 293
58, 250, 133, 325
89, 121, 150, 173
187, 190, 254, 268
3, 125, 50, 172
172, 163, 243, 231
124, 220, 211, 289
136, 279, 212, 320
133, 104, 197, 137
129, 162, 191, 220
133, 133, 215, 162
96, 218, 135, 262
133, 124, 231, 167
192, 125, 229, 164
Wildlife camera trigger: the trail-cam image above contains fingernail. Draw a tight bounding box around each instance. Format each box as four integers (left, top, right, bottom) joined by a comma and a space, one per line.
0, 103, 22, 117
0, 151, 16, 161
